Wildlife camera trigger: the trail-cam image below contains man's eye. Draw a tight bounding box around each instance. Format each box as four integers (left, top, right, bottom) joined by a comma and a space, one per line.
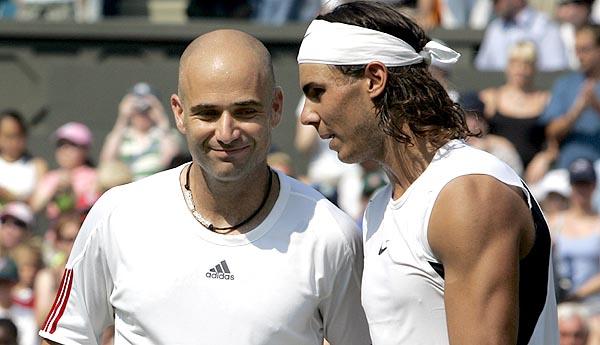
308, 88, 325, 101
194, 111, 220, 120
235, 108, 259, 118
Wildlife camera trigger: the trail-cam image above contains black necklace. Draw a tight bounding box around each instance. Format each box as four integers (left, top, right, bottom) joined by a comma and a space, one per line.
183, 163, 273, 232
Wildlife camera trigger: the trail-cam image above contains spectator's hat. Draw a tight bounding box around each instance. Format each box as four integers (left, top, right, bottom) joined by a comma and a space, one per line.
53, 122, 92, 148
0, 257, 19, 284
0, 202, 33, 229
531, 169, 571, 200
459, 91, 485, 115
568, 158, 597, 184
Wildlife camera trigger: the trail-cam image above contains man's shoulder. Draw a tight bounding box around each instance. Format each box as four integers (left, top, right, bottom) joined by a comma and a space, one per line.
90, 166, 182, 220
106, 165, 181, 197
280, 173, 361, 246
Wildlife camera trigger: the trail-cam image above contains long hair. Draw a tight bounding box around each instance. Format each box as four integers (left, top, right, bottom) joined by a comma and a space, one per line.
317, 1, 473, 149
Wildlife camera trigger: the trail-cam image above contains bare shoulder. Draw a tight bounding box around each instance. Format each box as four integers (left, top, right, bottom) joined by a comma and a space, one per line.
428, 174, 533, 263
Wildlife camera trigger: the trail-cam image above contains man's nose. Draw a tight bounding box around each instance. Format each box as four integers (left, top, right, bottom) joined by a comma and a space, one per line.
215, 112, 240, 144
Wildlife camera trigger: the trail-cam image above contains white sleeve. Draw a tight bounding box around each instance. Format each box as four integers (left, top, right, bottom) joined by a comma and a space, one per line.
319, 215, 371, 345
474, 21, 502, 71
538, 22, 568, 71
39, 192, 115, 345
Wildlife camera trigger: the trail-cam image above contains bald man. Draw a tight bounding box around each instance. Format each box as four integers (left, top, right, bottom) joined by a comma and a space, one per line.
39, 30, 370, 345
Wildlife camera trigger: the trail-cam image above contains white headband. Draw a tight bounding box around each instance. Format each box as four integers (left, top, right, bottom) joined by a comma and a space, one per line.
297, 20, 460, 67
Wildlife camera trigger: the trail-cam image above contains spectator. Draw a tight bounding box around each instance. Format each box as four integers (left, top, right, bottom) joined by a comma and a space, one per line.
475, 0, 568, 71
541, 24, 600, 169
100, 82, 180, 181
479, 41, 549, 169
530, 168, 571, 217
96, 160, 133, 195
34, 211, 80, 329
0, 257, 36, 345
29, 122, 99, 221
267, 151, 295, 177
461, 91, 524, 175
439, 0, 493, 29
558, 302, 590, 345
551, 158, 600, 306
556, 0, 595, 70
0, 110, 47, 207
0, 318, 18, 345
10, 243, 42, 311
187, 0, 252, 18
253, 0, 320, 25
17, 0, 100, 22
0, 203, 34, 254
0, 0, 16, 19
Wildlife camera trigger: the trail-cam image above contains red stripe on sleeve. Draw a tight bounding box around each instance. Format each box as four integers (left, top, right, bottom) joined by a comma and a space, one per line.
42, 268, 73, 333
49, 269, 74, 333
41, 268, 70, 332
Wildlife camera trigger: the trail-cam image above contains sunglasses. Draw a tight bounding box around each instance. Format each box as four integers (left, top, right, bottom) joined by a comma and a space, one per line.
56, 139, 87, 149
0, 216, 27, 229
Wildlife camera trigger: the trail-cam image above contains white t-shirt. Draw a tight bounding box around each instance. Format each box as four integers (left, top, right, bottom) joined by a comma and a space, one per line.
0, 304, 38, 345
0, 156, 37, 202
361, 140, 558, 345
39, 165, 370, 345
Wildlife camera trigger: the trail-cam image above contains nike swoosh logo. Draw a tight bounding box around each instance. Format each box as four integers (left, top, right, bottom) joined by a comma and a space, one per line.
378, 240, 388, 255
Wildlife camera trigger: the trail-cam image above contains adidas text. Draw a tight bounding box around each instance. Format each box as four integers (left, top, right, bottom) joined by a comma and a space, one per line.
205, 272, 235, 280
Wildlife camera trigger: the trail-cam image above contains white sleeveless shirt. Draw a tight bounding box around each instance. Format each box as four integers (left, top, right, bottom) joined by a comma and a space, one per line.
361, 140, 558, 345
0, 155, 37, 201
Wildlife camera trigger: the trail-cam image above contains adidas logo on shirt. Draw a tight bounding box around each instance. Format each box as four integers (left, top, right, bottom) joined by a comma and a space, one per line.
206, 260, 234, 280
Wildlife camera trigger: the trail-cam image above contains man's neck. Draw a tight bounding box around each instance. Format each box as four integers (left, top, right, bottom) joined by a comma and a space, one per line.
182, 163, 279, 235
382, 136, 438, 200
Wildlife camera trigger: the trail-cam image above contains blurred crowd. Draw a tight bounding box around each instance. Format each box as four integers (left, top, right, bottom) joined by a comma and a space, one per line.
0, 0, 600, 345
0, 0, 597, 29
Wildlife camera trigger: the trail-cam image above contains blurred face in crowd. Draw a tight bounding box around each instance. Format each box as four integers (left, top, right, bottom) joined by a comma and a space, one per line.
570, 180, 596, 204
575, 28, 600, 75
559, 316, 589, 345
0, 216, 28, 250
172, 30, 282, 182
493, 0, 525, 19
506, 57, 535, 88
556, 2, 591, 27
130, 99, 154, 133
55, 216, 80, 256
55, 139, 88, 170
0, 116, 26, 162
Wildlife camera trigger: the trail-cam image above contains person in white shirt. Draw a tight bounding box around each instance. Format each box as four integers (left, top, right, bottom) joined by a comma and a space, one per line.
39, 29, 370, 345
297, 1, 558, 344
475, 0, 568, 71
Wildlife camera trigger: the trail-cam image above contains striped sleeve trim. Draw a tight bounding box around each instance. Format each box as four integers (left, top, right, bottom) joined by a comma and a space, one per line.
42, 268, 74, 334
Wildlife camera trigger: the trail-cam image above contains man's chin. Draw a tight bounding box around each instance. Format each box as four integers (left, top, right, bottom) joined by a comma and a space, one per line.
336, 150, 360, 165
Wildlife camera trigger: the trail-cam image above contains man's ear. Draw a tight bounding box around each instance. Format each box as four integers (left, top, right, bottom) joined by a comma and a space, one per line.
171, 94, 186, 134
364, 62, 388, 99
270, 87, 284, 128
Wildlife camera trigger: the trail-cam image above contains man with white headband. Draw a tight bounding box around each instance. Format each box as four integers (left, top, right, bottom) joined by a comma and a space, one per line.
297, 1, 559, 344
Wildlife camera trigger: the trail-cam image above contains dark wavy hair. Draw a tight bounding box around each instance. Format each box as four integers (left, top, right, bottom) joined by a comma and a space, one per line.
316, 1, 473, 149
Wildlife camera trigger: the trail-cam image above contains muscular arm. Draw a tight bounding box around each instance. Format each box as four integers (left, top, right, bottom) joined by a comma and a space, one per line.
429, 175, 534, 345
